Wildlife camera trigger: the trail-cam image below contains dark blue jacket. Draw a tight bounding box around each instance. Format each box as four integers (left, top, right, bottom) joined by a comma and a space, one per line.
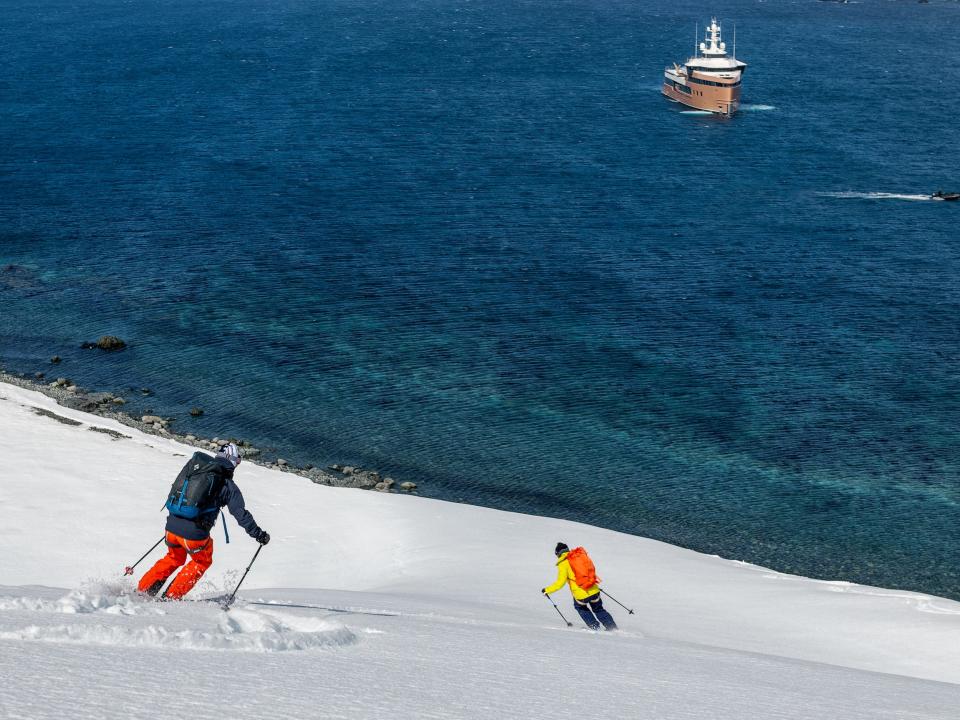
165, 457, 262, 541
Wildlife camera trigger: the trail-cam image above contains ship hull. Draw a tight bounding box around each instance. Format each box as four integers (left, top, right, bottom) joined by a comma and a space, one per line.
662, 78, 742, 115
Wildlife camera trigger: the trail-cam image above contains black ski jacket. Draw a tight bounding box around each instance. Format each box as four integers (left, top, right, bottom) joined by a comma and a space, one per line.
165, 457, 262, 541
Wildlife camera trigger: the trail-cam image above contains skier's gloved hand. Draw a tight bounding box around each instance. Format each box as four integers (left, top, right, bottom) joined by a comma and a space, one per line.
255, 530, 271, 545
541, 588, 547, 595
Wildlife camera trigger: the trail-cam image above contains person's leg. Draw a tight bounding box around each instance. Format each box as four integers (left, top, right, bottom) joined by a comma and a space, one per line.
574, 599, 602, 630
138, 533, 187, 596
163, 536, 214, 600
588, 594, 618, 631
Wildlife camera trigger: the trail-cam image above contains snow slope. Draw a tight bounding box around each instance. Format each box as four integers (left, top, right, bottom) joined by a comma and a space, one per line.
1, 381, 959, 719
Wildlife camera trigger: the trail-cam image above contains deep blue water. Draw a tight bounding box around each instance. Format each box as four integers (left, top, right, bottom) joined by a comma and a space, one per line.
2, 0, 959, 598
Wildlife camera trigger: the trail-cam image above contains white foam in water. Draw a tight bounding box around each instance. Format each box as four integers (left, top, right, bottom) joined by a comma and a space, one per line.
819, 191, 932, 201
678, 105, 775, 115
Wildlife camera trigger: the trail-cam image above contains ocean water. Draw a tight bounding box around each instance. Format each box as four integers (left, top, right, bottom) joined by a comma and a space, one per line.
2, 0, 959, 598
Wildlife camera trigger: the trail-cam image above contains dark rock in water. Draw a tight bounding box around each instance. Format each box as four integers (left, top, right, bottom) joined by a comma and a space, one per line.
306, 468, 337, 485
96, 335, 126, 351
0, 264, 38, 290
348, 471, 379, 490
50, 356, 62, 364
327, 472, 378, 489
189, 407, 204, 417
35, 372, 45, 379
80, 341, 96, 349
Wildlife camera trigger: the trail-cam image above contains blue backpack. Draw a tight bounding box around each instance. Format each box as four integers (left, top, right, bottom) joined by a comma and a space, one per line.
165, 452, 226, 520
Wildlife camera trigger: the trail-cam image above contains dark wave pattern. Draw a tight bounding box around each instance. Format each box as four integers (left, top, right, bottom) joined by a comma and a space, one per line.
1, 0, 959, 597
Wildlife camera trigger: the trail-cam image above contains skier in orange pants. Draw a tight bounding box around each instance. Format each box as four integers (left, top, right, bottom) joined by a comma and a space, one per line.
138, 442, 269, 600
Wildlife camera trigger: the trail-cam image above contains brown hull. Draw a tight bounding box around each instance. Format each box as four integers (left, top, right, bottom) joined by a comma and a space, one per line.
662, 80, 742, 115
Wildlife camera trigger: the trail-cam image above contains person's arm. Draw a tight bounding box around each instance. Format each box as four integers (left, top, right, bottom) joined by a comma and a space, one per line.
222, 478, 265, 540
543, 561, 568, 595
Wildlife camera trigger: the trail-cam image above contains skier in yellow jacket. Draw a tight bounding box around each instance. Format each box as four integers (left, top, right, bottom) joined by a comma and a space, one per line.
542, 542, 617, 630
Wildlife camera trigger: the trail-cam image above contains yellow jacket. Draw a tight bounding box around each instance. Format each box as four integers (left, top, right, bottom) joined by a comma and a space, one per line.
544, 551, 600, 600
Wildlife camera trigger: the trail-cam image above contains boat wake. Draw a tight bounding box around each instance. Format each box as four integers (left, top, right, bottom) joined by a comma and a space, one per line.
739, 104, 777, 112
818, 191, 933, 202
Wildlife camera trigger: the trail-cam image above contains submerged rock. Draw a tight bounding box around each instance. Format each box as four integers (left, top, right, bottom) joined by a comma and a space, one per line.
0, 264, 39, 290
95, 335, 126, 351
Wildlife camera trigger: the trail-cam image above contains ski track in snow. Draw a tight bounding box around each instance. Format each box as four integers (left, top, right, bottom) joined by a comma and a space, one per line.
0, 584, 356, 653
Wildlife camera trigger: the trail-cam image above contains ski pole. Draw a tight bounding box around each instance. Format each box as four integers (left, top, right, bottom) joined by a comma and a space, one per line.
543, 592, 573, 627
222, 544, 264, 610
124, 537, 165, 576
600, 588, 635, 615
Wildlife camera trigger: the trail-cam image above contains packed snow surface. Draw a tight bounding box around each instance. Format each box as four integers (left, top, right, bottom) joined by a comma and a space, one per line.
1, 381, 959, 719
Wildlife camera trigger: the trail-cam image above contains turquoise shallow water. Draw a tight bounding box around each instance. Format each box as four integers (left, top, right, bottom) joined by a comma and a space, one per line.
1, 0, 959, 597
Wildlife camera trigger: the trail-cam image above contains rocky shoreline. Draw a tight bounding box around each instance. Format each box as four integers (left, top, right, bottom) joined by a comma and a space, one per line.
0, 362, 418, 495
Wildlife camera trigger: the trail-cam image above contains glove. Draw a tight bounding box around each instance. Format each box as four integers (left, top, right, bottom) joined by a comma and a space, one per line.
256, 530, 270, 545
541, 588, 547, 595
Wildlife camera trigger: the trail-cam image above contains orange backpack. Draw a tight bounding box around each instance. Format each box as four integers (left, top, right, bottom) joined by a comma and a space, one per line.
566, 547, 600, 589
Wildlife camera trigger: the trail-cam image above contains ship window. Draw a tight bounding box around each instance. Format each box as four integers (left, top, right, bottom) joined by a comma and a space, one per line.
688, 76, 742, 88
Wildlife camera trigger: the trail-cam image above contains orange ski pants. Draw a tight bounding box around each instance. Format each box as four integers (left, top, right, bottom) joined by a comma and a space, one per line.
138, 531, 214, 600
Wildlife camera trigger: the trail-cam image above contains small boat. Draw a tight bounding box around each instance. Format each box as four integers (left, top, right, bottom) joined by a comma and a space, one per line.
931, 190, 960, 201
